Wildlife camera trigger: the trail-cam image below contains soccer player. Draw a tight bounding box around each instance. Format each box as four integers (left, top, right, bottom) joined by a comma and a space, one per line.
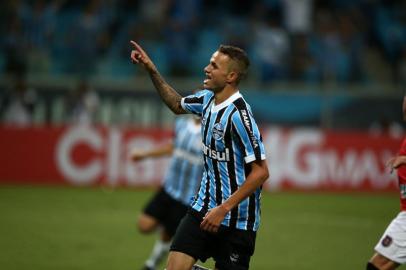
367, 96, 406, 270
130, 116, 203, 270
130, 41, 269, 270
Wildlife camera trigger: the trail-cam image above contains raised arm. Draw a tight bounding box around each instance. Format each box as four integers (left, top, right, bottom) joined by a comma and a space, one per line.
130, 41, 186, 114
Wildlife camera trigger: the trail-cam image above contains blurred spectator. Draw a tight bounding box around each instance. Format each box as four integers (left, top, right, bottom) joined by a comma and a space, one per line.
374, 0, 406, 82
164, 0, 202, 76
311, 8, 350, 83
369, 117, 403, 139
65, 80, 99, 124
2, 14, 27, 76
252, 6, 290, 82
289, 34, 320, 82
282, 0, 313, 34
66, 0, 113, 75
1, 78, 37, 126
21, 0, 63, 75
138, 0, 170, 34
337, 9, 366, 82
0, 0, 405, 84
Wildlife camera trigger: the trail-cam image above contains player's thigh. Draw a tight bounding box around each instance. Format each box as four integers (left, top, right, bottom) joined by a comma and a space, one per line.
137, 212, 159, 233
139, 188, 171, 232
370, 252, 400, 270
171, 210, 212, 262
214, 229, 256, 270
164, 199, 188, 237
166, 251, 196, 270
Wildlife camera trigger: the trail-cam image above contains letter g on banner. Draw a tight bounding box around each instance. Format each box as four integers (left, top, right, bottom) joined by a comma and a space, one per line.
56, 126, 103, 185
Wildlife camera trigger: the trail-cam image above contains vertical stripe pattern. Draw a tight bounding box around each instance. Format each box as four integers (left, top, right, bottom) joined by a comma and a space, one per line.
163, 117, 203, 206
181, 90, 266, 231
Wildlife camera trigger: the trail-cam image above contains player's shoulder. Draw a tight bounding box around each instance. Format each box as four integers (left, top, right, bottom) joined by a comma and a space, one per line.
231, 94, 253, 116
195, 89, 213, 98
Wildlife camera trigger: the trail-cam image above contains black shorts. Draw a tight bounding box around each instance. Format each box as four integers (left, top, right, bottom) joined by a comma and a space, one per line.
143, 188, 188, 237
170, 209, 257, 270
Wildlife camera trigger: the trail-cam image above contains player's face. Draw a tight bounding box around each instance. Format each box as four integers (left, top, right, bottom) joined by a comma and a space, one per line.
203, 51, 231, 92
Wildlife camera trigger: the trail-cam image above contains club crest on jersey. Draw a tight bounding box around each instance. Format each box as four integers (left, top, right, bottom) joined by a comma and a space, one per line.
381, 235, 392, 247
212, 123, 224, 140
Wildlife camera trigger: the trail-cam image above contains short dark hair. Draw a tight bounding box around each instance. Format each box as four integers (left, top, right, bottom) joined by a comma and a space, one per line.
218, 45, 250, 83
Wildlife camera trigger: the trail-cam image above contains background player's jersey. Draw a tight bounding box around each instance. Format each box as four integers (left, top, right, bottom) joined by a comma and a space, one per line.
181, 90, 267, 231
397, 138, 406, 211
163, 117, 203, 206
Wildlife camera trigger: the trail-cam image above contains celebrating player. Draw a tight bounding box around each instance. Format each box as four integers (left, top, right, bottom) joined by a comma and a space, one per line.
130, 41, 269, 270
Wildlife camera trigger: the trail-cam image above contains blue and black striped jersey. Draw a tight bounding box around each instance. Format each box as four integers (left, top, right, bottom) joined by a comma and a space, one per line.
181, 90, 267, 231
163, 117, 203, 206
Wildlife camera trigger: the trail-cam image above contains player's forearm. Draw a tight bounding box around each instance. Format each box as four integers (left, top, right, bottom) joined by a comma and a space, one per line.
221, 160, 269, 212
394, 155, 406, 168
148, 69, 185, 114
145, 143, 173, 158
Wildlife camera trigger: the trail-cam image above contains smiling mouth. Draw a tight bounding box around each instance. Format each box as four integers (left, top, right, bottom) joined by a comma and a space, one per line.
204, 74, 211, 83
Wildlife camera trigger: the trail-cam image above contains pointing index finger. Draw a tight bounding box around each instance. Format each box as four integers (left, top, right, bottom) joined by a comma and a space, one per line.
130, 40, 144, 53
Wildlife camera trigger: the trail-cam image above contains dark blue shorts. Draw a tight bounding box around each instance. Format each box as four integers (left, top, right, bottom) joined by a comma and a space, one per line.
170, 209, 257, 270
143, 188, 188, 237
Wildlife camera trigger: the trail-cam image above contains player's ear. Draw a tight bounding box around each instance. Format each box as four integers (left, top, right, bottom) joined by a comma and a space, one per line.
226, 71, 238, 84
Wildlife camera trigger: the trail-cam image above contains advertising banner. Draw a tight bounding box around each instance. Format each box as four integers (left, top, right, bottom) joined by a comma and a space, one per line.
0, 125, 402, 191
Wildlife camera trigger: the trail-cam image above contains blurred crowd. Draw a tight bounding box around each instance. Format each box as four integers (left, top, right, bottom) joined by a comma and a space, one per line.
0, 0, 406, 84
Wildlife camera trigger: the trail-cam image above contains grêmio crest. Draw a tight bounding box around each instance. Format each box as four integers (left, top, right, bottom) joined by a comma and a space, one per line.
212, 123, 224, 140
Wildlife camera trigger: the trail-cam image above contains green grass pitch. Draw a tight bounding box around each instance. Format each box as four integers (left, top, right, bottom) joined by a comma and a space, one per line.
0, 185, 403, 270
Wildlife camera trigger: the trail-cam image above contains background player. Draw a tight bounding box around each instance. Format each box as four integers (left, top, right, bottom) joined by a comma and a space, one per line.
367, 96, 406, 270
130, 41, 269, 270
130, 115, 202, 270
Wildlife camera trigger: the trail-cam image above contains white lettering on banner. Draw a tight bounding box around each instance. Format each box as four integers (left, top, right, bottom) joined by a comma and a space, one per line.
285, 130, 322, 188
56, 126, 167, 186
264, 128, 396, 190
55, 126, 396, 189
56, 125, 103, 185
321, 150, 393, 188
106, 127, 121, 185
265, 129, 284, 190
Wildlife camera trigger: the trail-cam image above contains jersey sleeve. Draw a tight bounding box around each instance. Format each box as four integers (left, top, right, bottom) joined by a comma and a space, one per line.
181, 90, 212, 116
232, 108, 266, 164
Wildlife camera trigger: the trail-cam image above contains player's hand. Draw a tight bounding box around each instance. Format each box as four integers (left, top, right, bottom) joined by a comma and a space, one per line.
129, 149, 146, 162
200, 205, 228, 233
130, 41, 156, 72
386, 156, 406, 174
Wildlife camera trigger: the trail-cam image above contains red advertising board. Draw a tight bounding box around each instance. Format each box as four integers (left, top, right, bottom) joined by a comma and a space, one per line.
0, 125, 402, 191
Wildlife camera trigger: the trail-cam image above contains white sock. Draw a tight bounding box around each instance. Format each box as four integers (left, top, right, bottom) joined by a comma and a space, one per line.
145, 239, 171, 268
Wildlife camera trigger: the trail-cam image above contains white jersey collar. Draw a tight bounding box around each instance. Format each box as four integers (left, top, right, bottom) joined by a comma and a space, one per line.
211, 91, 241, 113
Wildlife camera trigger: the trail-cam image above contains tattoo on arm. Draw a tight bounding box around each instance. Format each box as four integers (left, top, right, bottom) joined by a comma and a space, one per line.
149, 70, 186, 114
